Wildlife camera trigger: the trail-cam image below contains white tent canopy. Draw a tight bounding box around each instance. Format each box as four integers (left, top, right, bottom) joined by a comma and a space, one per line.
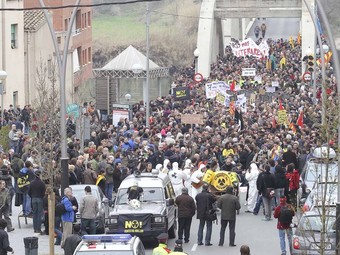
101, 45, 159, 71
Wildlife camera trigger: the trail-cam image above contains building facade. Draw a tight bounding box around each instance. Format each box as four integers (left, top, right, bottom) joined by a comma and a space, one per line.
24, 0, 93, 104
0, 0, 25, 109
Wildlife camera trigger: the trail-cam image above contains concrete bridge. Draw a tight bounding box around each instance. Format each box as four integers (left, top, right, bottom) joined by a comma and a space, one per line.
196, 0, 315, 77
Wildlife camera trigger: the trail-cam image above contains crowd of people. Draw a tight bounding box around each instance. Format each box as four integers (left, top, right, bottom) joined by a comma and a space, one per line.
0, 29, 337, 255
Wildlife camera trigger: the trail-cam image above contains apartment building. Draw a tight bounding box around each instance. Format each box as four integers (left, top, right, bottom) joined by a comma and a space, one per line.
0, 0, 25, 109
24, 0, 93, 103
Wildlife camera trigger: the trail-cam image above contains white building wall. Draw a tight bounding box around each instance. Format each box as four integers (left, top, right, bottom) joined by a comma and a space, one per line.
25, 22, 55, 105
0, 0, 25, 109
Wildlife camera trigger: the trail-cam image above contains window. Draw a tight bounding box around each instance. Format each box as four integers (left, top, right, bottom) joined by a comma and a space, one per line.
57, 36, 61, 44
87, 11, 91, 26
13, 91, 18, 108
88, 47, 92, 63
11, 24, 18, 49
47, 59, 52, 78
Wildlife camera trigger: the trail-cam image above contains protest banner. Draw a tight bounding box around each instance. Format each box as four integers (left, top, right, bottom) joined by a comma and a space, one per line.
181, 114, 204, 125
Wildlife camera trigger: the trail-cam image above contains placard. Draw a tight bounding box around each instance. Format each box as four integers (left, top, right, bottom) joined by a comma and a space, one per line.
173, 87, 190, 101
112, 109, 129, 126
181, 114, 204, 125
277, 110, 287, 125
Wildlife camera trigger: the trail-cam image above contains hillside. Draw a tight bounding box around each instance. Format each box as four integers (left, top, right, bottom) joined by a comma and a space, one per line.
92, 0, 200, 70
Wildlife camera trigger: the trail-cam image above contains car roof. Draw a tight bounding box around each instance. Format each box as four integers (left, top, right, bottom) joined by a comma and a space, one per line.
313, 147, 336, 159
119, 173, 170, 189
70, 184, 99, 190
76, 234, 139, 252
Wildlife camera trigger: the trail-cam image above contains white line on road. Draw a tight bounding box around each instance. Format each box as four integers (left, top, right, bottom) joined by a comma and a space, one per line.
191, 243, 198, 252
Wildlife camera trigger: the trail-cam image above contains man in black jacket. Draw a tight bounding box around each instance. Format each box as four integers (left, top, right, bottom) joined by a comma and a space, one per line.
175, 187, 196, 243
63, 224, 82, 255
28, 170, 46, 234
195, 184, 217, 246
256, 165, 276, 221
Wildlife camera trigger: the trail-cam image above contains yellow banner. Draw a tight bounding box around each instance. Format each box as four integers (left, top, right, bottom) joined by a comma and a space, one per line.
277, 110, 287, 125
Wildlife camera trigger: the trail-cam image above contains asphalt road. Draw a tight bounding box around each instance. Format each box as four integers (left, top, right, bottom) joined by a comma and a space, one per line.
7, 187, 285, 255
248, 18, 300, 41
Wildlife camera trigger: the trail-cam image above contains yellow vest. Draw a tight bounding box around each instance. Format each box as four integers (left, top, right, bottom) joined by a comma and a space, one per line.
152, 244, 170, 255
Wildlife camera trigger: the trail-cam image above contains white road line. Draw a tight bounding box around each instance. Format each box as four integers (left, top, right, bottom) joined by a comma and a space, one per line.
191, 243, 198, 252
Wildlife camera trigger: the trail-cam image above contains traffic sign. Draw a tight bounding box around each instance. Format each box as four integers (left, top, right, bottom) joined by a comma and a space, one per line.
193, 73, 203, 83
303, 72, 312, 82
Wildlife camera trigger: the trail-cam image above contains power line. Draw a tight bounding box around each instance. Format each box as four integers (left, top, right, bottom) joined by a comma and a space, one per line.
151, 10, 213, 20
0, 0, 160, 11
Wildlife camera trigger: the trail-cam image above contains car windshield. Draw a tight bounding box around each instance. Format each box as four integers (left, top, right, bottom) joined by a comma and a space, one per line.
116, 188, 164, 205
300, 215, 336, 232
75, 251, 134, 255
305, 163, 338, 183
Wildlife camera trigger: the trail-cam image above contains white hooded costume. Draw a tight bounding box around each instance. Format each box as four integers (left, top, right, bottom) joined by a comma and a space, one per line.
168, 162, 187, 197
245, 163, 259, 212
183, 159, 193, 196
190, 164, 206, 199
162, 159, 171, 174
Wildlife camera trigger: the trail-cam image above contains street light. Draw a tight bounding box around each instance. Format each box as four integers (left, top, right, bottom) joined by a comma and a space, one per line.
125, 93, 132, 121
0, 70, 7, 127
132, 63, 143, 76
194, 48, 200, 73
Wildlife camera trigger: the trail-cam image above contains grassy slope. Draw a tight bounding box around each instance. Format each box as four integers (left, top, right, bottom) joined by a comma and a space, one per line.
92, 0, 200, 68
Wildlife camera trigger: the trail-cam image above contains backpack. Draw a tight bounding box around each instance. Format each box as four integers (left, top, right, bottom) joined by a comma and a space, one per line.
17, 173, 30, 191
279, 206, 293, 225
55, 202, 67, 217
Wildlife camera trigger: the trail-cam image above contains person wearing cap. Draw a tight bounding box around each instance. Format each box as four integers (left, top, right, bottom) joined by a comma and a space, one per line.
152, 233, 171, 255
28, 170, 46, 234
175, 187, 196, 243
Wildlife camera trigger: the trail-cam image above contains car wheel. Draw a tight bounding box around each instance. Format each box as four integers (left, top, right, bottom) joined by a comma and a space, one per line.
168, 224, 176, 239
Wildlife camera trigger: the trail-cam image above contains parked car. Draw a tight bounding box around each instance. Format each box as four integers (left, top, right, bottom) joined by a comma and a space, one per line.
301, 182, 337, 212
292, 210, 336, 255
299, 147, 338, 206
70, 184, 110, 234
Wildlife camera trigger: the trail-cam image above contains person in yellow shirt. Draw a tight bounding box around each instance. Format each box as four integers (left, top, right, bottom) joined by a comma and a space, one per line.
222, 143, 234, 158
152, 233, 171, 255
279, 54, 286, 69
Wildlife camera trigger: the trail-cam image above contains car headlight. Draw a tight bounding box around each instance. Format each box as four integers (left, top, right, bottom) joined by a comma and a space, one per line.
154, 216, 164, 223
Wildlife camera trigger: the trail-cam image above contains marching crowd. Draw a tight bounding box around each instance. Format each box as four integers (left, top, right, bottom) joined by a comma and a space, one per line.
0, 31, 337, 255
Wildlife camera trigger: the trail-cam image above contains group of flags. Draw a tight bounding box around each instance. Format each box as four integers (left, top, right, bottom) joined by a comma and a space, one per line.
272, 98, 304, 133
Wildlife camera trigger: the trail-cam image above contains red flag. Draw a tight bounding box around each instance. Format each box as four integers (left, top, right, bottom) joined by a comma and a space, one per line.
297, 110, 303, 128
272, 116, 277, 129
279, 98, 284, 110
230, 80, 235, 92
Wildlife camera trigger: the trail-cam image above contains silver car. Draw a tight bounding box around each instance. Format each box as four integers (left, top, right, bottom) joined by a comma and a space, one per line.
292, 210, 336, 255
70, 184, 110, 234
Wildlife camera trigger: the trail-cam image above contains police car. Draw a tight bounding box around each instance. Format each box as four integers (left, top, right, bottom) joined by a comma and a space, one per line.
73, 234, 145, 255
107, 170, 177, 239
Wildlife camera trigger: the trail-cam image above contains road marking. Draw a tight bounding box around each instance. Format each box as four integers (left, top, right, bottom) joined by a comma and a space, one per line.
191, 243, 198, 251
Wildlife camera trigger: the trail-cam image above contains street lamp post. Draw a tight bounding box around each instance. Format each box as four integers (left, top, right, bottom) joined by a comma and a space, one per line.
145, 2, 150, 127
0, 70, 7, 127
194, 48, 200, 73
38, 0, 81, 195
